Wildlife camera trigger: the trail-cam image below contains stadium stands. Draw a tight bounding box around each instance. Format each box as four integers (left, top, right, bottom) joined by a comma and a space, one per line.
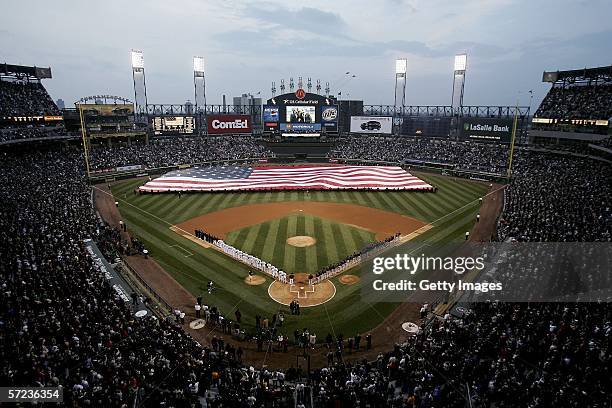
328, 136, 510, 174
535, 83, 612, 120
88, 136, 273, 171
0, 80, 60, 117
0, 58, 611, 406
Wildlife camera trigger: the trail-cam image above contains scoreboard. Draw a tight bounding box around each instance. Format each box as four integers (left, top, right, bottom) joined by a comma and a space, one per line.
153, 116, 195, 135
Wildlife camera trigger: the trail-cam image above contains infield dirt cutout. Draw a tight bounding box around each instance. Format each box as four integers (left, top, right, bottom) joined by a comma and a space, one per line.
268, 273, 336, 307
244, 275, 266, 286
175, 201, 428, 241
286, 235, 317, 247
339, 274, 360, 285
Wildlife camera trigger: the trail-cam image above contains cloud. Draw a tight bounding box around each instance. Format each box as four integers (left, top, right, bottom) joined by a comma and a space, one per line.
243, 3, 347, 34
214, 27, 508, 61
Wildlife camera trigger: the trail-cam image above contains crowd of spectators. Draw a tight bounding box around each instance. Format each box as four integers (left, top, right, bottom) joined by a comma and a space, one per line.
0, 80, 60, 117
89, 136, 273, 170
0, 149, 295, 406
498, 152, 612, 242
328, 136, 510, 174
0, 126, 67, 143
535, 83, 612, 120
1, 125, 611, 406
308, 302, 611, 406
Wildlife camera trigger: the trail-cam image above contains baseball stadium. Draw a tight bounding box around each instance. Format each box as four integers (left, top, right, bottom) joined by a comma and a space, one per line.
1, 2, 612, 407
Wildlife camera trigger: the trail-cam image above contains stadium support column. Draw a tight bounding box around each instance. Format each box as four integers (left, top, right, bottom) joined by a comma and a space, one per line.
193, 56, 206, 136
394, 58, 407, 136
131, 49, 148, 122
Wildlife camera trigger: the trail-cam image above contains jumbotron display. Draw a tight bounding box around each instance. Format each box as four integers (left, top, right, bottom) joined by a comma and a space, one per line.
264, 89, 338, 136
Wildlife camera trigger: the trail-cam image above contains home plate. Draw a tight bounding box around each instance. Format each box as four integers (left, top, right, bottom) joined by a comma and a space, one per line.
189, 319, 206, 330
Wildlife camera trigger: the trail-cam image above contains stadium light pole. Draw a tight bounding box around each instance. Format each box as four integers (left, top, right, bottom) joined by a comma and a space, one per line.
394, 58, 407, 135
451, 53, 467, 109
193, 56, 206, 135
131, 49, 148, 120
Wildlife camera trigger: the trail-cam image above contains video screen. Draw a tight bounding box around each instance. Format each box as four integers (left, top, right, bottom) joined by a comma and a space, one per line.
153, 116, 195, 135
263, 106, 279, 122
286, 106, 315, 123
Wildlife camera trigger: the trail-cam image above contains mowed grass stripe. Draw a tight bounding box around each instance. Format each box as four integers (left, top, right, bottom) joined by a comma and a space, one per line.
320, 218, 339, 263
303, 215, 318, 272
337, 223, 359, 255
165, 194, 205, 220
260, 218, 281, 262
272, 217, 289, 268
330, 222, 349, 262
283, 215, 298, 272
241, 221, 264, 254
313, 217, 329, 267
294, 214, 307, 272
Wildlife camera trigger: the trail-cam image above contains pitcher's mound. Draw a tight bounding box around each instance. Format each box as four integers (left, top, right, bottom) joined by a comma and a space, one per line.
244, 275, 266, 286
339, 274, 360, 285
286, 236, 316, 247
268, 273, 335, 307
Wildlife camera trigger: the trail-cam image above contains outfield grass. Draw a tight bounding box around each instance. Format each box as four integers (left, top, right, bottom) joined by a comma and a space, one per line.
110, 173, 488, 338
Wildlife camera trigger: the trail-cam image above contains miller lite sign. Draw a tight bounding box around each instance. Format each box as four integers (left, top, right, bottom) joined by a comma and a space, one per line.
207, 114, 252, 134
295, 88, 306, 100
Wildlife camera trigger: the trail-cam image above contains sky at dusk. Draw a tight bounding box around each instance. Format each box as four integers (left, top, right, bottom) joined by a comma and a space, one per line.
2, 0, 611, 109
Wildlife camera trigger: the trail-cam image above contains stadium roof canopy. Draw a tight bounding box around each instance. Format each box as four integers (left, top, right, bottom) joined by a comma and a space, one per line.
0, 63, 52, 81
542, 65, 612, 85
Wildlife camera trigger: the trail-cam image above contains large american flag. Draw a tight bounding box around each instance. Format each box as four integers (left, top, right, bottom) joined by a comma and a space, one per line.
138, 165, 433, 192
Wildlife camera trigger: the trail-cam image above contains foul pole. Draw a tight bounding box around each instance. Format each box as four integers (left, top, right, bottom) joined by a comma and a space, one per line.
77, 103, 91, 181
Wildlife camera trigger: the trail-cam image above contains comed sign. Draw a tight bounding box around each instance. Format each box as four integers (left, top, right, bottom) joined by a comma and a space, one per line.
460, 118, 513, 143
207, 114, 252, 134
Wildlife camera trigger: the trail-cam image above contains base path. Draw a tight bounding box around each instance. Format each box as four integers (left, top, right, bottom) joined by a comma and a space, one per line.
176, 201, 428, 241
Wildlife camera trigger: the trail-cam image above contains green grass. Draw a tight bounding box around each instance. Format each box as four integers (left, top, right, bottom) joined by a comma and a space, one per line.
110, 173, 488, 338
225, 213, 377, 273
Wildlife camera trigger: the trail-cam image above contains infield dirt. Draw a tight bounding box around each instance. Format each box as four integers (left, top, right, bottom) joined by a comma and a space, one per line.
175, 201, 428, 241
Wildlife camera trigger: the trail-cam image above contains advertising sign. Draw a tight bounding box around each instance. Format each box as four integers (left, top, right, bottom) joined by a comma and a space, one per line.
460, 118, 513, 143
321, 106, 338, 132
280, 123, 321, 132
350, 116, 393, 134
263, 106, 279, 122
207, 114, 252, 134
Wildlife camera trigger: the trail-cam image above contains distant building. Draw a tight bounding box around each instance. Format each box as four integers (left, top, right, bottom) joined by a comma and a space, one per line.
56, 98, 65, 109
185, 100, 194, 115
233, 94, 262, 127
233, 93, 262, 114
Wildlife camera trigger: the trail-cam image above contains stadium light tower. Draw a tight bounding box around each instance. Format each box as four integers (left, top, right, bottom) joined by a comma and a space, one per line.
193, 56, 206, 112
451, 53, 467, 109
394, 58, 407, 108
131, 49, 148, 119
394, 58, 407, 135
193, 56, 207, 136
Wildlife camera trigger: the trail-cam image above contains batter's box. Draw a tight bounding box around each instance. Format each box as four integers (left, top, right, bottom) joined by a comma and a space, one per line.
290, 284, 315, 299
